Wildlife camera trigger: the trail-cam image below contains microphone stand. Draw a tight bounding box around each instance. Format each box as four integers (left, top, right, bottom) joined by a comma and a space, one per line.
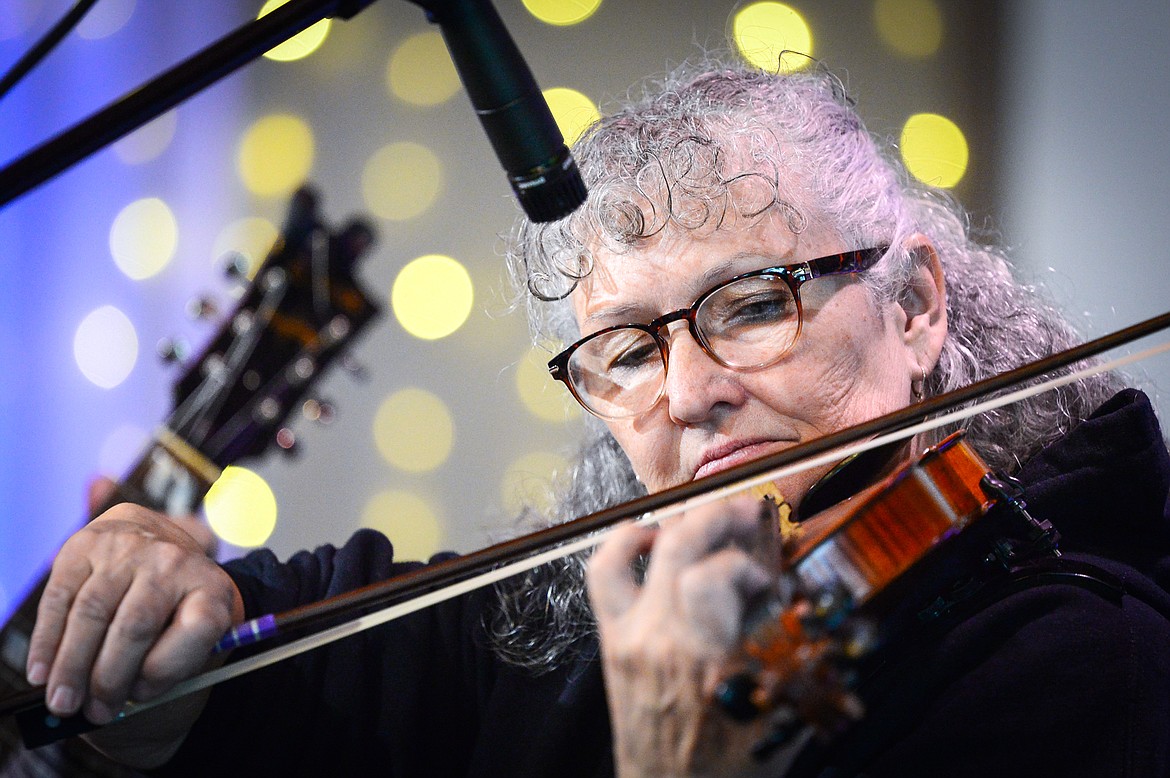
0, 0, 378, 209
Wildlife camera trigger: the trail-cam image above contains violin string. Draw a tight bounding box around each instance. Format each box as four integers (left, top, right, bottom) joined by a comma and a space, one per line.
109, 336, 1170, 722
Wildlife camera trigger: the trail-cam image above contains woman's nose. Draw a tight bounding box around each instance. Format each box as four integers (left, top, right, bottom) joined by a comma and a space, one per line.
660, 324, 746, 425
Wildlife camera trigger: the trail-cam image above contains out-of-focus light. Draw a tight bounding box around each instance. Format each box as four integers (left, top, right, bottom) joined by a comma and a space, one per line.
874, 0, 943, 58
76, 0, 135, 40
900, 112, 969, 188
543, 87, 600, 148
361, 141, 442, 221
109, 197, 178, 280
0, 2, 42, 41
391, 255, 474, 341
362, 489, 444, 560
75, 306, 138, 389
237, 114, 314, 197
501, 450, 568, 514
113, 110, 178, 165
522, 0, 603, 26
387, 31, 461, 106
211, 217, 278, 278
732, 2, 814, 72
373, 388, 454, 472
258, 0, 331, 62
204, 466, 278, 547
516, 346, 578, 423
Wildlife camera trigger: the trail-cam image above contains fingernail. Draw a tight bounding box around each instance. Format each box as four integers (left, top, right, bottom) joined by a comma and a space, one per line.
26, 662, 48, 686
48, 685, 77, 715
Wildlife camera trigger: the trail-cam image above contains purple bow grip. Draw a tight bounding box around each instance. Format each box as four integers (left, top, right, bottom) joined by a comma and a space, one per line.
215, 614, 278, 653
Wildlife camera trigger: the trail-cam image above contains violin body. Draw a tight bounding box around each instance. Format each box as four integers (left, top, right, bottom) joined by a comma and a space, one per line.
790, 433, 993, 608
721, 433, 1003, 742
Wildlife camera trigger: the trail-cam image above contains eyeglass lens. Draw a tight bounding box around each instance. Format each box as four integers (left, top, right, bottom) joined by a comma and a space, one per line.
567, 273, 800, 417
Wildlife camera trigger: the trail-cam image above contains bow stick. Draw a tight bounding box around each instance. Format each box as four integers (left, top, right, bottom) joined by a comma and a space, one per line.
5, 309, 1170, 742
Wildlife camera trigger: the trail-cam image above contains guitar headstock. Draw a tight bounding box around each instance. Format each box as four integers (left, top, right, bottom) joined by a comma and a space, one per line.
169, 185, 381, 468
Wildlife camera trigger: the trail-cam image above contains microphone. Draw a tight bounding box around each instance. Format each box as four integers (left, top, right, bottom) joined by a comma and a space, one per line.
406, 0, 587, 222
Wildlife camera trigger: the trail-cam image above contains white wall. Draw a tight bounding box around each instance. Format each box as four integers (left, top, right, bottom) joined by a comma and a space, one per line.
1000, 1, 1170, 421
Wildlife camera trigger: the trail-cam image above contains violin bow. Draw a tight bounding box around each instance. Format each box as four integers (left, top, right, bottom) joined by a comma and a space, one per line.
5, 309, 1170, 742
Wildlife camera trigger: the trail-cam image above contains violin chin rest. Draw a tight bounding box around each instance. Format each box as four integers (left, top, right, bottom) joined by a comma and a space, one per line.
799, 437, 914, 520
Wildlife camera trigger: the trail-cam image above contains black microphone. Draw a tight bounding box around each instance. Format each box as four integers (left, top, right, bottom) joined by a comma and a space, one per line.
406, 0, 587, 222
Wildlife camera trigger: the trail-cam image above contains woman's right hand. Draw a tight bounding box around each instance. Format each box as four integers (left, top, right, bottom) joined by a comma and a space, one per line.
25, 502, 243, 766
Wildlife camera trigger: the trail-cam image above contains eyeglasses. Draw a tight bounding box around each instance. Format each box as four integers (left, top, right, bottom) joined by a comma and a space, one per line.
548, 246, 888, 419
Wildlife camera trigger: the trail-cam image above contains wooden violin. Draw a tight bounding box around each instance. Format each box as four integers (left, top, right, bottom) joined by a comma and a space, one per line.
715, 432, 1016, 754
2, 310, 1169, 750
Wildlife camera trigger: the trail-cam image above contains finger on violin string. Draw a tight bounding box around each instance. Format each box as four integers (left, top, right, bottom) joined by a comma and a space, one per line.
643, 495, 773, 583
586, 521, 659, 618
677, 545, 776, 650
753, 496, 785, 578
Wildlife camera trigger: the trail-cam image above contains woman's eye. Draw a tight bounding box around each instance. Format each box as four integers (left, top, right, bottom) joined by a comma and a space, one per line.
724, 292, 791, 324
608, 340, 658, 371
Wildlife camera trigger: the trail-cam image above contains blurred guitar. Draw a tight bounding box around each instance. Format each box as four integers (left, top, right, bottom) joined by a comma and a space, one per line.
0, 185, 381, 776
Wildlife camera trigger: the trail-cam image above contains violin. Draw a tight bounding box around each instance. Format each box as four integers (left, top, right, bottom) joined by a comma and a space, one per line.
3, 310, 1170, 749
715, 432, 1025, 756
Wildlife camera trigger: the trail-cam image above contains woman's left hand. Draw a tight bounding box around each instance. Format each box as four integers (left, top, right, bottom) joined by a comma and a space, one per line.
587, 495, 780, 777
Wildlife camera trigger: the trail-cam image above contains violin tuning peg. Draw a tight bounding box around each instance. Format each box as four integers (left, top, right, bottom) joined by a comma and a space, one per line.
186, 295, 220, 320
714, 673, 762, 722
275, 427, 299, 455
157, 337, 190, 365
302, 398, 335, 425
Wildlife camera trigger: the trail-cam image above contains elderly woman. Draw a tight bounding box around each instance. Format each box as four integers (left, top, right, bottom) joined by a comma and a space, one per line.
21, 60, 1170, 777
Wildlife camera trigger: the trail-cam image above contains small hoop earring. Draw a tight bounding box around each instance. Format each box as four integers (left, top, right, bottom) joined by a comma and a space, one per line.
911, 366, 926, 403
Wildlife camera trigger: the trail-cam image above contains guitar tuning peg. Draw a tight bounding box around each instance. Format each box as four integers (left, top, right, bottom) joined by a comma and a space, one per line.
302, 398, 336, 425
275, 427, 299, 455
156, 337, 190, 364
340, 354, 369, 382
186, 295, 220, 320
220, 251, 252, 283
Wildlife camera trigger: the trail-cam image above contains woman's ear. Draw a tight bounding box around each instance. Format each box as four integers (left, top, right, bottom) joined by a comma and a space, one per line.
898, 234, 947, 373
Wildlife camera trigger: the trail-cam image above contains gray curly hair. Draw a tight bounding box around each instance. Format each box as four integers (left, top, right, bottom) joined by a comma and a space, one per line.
488, 57, 1123, 672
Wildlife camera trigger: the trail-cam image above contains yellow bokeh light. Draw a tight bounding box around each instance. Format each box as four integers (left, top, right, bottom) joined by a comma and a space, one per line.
76, 0, 135, 40
391, 254, 474, 341
522, 0, 603, 26
109, 197, 178, 280
900, 112, 969, 188
237, 114, 314, 197
516, 346, 579, 423
361, 489, 444, 560
361, 142, 442, 221
387, 31, 461, 106
373, 388, 455, 472
113, 109, 178, 165
874, 0, 943, 58
211, 217, 278, 279
501, 451, 568, 514
204, 466, 278, 547
733, 2, 814, 72
258, 0, 332, 62
75, 306, 138, 389
543, 87, 600, 148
